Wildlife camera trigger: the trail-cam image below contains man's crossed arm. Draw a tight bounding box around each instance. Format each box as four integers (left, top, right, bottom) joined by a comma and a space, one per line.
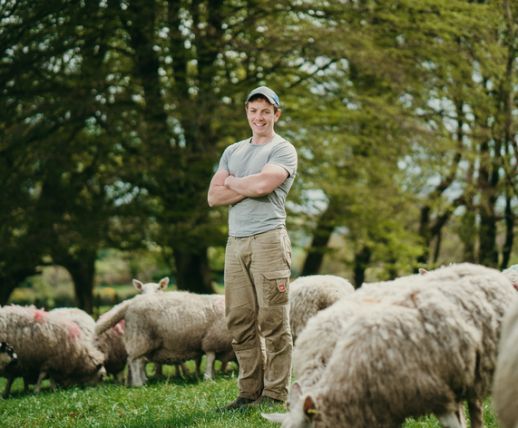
207, 164, 289, 207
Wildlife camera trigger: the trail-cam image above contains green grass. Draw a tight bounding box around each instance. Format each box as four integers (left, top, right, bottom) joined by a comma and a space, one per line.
0, 371, 502, 427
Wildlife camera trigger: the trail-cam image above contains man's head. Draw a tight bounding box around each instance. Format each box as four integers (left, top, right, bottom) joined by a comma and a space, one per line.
245, 86, 282, 138
245, 86, 281, 112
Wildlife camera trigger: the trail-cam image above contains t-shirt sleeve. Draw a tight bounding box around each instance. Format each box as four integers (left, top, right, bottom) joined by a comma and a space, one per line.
217, 146, 232, 172
268, 142, 298, 177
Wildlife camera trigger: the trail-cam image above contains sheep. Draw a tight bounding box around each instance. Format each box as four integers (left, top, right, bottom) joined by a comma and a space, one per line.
0, 305, 105, 397
289, 275, 354, 341
492, 297, 518, 428
0, 342, 18, 397
502, 264, 518, 290
96, 278, 193, 380
271, 263, 516, 428
50, 307, 128, 380
95, 291, 234, 386
94, 320, 127, 380
264, 299, 480, 428
0, 342, 17, 372
361, 263, 517, 428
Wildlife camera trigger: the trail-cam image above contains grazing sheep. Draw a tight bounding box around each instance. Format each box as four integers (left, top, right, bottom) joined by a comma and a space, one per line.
264, 300, 479, 428
289, 275, 354, 341
51, 307, 128, 380
0, 342, 17, 368
492, 298, 518, 428
502, 264, 518, 290
96, 291, 234, 386
273, 263, 516, 428
50, 307, 96, 338
94, 320, 127, 379
0, 305, 105, 397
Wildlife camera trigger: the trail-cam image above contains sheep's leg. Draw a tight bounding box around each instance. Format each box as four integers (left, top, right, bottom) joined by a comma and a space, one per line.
128, 357, 147, 387
437, 411, 463, 428
455, 403, 467, 428
34, 371, 48, 394
467, 399, 482, 428
22, 376, 30, 393
173, 363, 181, 378
153, 363, 164, 379
195, 356, 202, 379
204, 352, 216, 380
220, 360, 228, 373
3, 376, 15, 398
179, 362, 190, 378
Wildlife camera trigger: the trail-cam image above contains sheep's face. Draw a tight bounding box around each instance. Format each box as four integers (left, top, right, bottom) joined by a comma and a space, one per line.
133, 277, 169, 294
0, 342, 17, 371
262, 383, 317, 428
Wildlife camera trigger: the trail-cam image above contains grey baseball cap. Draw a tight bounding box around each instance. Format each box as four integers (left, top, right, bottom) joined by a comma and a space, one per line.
245, 86, 281, 108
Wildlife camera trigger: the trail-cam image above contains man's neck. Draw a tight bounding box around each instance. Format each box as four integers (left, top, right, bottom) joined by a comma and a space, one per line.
251, 132, 276, 145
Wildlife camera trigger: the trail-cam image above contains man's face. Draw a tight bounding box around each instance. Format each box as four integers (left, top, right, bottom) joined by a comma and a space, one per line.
246, 98, 281, 137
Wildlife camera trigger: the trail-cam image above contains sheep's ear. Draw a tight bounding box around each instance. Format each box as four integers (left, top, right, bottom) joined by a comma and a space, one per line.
288, 382, 303, 408
261, 412, 287, 424
132, 279, 143, 291
159, 277, 169, 290
418, 268, 428, 275
303, 395, 319, 419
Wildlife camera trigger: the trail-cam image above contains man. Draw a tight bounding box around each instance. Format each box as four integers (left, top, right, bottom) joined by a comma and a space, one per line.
207, 86, 297, 410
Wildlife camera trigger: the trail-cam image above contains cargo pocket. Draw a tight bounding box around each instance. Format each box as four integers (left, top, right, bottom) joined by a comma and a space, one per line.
263, 269, 291, 306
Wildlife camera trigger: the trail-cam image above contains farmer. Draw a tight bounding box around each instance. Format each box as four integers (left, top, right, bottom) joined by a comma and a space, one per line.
208, 86, 298, 409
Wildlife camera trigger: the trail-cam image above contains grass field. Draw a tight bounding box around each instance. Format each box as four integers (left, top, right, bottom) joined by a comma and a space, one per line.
0, 364, 502, 428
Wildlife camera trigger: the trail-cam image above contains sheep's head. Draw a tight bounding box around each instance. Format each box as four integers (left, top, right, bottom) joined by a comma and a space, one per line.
132, 277, 169, 294
502, 265, 518, 291
0, 342, 17, 372
262, 383, 318, 428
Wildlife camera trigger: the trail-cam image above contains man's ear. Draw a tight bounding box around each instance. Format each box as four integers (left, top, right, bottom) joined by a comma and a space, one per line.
274, 109, 282, 121
303, 395, 319, 419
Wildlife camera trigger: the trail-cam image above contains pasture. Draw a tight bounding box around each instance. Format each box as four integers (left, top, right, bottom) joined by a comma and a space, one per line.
0, 366, 502, 428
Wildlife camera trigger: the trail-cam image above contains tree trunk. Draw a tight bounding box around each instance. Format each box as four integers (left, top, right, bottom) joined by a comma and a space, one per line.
353, 246, 371, 288
501, 193, 514, 269
173, 248, 214, 294
64, 251, 96, 314
301, 199, 338, 276
477, 139, 499, 267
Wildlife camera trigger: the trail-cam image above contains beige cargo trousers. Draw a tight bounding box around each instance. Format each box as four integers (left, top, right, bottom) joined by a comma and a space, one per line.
224, 226, 293, 402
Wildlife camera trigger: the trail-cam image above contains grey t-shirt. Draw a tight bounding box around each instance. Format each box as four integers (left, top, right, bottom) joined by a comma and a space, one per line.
218, 133, 297, 237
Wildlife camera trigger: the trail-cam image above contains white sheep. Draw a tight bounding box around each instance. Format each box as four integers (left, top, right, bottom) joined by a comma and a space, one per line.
0, 305, 105, 397
289, 275, 354, 341
264, 299, 480, 427
95, 291, 234, 386
502, 264, 518, 290
492, 297, 518, 428
270, 263, 516, 428
96, 278, 193, 380
50, 307, 128, 380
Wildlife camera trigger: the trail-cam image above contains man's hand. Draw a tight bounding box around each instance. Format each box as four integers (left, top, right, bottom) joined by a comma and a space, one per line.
223, 164, 289, 197
207, 170, 246, 207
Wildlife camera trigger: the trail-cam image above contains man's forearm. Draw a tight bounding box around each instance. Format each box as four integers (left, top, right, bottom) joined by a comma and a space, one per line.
208, 184, 246, 207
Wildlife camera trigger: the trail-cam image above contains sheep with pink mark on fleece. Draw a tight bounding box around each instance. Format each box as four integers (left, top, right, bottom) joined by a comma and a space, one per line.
0, 305, 105, 397
50, 306, 128, 380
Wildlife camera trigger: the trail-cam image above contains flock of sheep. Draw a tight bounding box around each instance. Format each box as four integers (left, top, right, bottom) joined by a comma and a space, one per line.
0, 263, 517, 428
